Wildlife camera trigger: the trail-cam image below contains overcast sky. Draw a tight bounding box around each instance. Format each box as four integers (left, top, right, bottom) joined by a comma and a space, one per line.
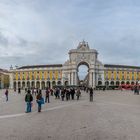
0, 0, 140, 70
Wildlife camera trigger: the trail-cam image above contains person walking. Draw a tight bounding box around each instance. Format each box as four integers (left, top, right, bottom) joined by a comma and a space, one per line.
89, 87, 94, 102
25, 90, 33, 113
5, 88, 8, 102
36, 90, 44, 112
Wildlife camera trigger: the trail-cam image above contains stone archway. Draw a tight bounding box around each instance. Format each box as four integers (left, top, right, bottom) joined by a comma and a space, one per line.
36, 81, 40, 89
65, 81, 68, 86
57, 81, 61, 85
27, 81, 30, 88
121, 81, 125, 85
105, 81, 109, 85
63, 40, 103, 88
41, 81, 45, 89
126, 81, 130, 84
31, 81, 35, 88
116, 81, 120, 86
110, 81, 114, 85
14, 81, 16, 89
52, 81, 56, 87
18, 81, 21, 88
22, 81, 25, 89
46, 81, 50, 88
131, 81, 134, 85
98, 81, 102, 85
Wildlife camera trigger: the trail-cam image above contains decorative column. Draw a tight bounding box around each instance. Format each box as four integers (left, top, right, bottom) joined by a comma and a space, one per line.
40, 80, 41, 89
69, 72, 71, 85
89, 70, 95, 88
93, 71, 96, 88
73, 72, 75, 85
50, 82, 52, 89
61, 72, 64, 85
35, 81, 36, 88
92, 72, 94, 87
101, 71, 105, 86
75, 71, 77, 86
21, 81, 22, 89
71, 72, 73, 85
89, 72, 92, 87
45, 81, 46, 88
9, 73, 14, 89
73, 71, 77, 85
25, 81, 27, 88
16, 81, 18, 89
1, 75, 4, 89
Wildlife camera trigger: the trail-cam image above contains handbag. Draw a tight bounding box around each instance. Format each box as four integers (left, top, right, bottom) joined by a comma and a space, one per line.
37, 97, 45, 104
40, 97, 45, 104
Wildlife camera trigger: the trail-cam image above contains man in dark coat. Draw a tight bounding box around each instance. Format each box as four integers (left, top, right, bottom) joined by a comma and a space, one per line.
45, 88, 50, 103
89, 87, 94, 102
25, 90, 33, 113
5, 88, 8, 101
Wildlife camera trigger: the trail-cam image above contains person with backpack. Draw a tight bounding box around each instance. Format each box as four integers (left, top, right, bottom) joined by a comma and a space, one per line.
25, 90, 33, 113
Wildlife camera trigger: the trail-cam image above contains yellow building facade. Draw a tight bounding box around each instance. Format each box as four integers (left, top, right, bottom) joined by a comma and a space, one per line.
100, 64, 140, 86
11, 65, 63, 89
0, 69, 10, 89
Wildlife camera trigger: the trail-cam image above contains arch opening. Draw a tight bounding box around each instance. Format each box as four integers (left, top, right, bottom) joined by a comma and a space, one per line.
77, 61, 89, 86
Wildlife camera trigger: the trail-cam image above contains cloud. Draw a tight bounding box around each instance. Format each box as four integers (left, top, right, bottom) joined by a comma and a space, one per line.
0, 0, 140, 70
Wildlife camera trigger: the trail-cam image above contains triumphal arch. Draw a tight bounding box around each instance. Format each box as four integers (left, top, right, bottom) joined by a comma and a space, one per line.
62, 40, 104, 88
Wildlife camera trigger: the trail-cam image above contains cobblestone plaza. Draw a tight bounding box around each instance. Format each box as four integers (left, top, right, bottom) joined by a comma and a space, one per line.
0, 90, 140, 140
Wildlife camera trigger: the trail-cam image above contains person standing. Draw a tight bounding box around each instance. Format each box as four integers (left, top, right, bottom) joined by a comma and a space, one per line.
14, 87, 16, 93
71, 88, 75, 100
36, 90, 43, 112
66, 89, 70, 101
61, 88, 65, 101
76, 88, 81, 100
18, 87, 21, 94
89, 87, 94, 102
50, 88, 53, 96
25, 90, 33, 113
45, 88, 50, 103
5, 88, 8, 102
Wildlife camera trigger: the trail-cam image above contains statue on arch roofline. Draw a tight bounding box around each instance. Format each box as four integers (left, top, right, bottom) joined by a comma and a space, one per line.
77, 40, 90, 50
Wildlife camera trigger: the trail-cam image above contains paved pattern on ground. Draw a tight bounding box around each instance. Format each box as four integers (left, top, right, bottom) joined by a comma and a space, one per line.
0, 89, 140, 140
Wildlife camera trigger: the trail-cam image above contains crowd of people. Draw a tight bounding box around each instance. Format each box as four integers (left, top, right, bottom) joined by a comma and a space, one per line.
4, 86, 94, 113
24, 87, 94, 113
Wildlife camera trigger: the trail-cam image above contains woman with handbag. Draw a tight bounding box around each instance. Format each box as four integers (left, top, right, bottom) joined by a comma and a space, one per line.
36, 90, 44, 112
